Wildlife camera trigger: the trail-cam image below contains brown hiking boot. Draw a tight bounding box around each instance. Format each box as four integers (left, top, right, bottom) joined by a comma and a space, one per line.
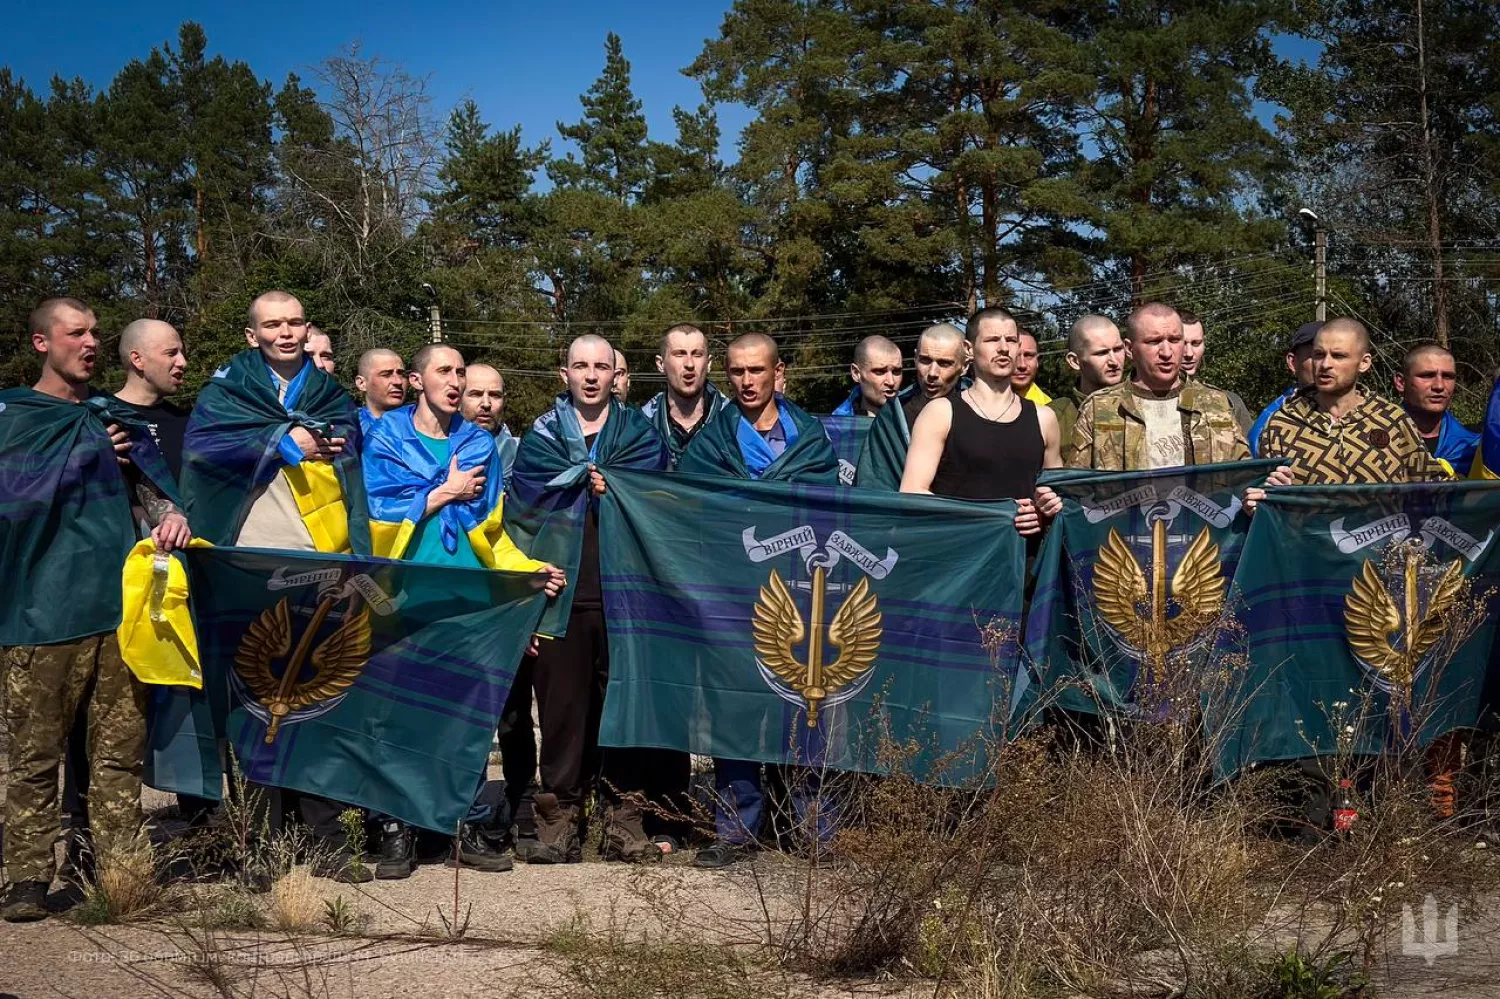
602, 798, 663, 864
528, 793, 580, 864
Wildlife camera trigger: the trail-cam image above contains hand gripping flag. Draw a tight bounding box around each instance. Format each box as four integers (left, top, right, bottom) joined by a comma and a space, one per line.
597, 468, 1028, 784
181, 350, 369, 553
504, 395, 669, 636
0, 388, 137, 646
180, 546, 550, 831
1026, 460, 1278, 717
363, 405, 541, 571
85, 394, 181, 506
1212, 481, 1500, 779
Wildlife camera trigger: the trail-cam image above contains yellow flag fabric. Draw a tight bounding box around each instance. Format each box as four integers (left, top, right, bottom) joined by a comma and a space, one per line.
285, 460, 353, 554
1025, 383, 1052, 406
118, 538, 210, 687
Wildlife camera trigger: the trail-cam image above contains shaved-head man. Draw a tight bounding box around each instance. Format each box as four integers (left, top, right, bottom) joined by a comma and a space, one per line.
853, 322, 968, 489
461, 363, 518, 488
1066, 303, 1250, 470
612, 349, 631, 404
355, 349, 407, 435
1395, 344, 1479, 476
678, 332, 838, 870
304, 326, 336, 375
1050, 315, 1126, 447
1261, 318, 1444, 484
1173, 309, 1252, 431
0, 300, 191, 921
1012, 329, 1051, 405
835, 335, 902, 417
643, 323, 729, 468
508, 334, 669, 866
114, 318, 192, 485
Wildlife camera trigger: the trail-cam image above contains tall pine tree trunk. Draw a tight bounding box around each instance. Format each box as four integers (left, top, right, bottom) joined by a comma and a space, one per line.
1415, 0, 1450, 345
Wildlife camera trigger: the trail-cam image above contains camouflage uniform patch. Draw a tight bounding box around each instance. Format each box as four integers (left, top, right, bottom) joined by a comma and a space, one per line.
4, 633, 146, 884
1048, 390, 1084, 449
1064, 381, 1250, 471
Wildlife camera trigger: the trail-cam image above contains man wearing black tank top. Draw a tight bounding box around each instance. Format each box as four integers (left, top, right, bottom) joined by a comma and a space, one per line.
900, 307, 1063, 534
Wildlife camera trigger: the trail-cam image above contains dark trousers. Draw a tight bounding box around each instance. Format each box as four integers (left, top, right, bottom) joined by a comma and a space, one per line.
499, 652, 539, 835
62, 693, 91, 829
533, 606, 609, 811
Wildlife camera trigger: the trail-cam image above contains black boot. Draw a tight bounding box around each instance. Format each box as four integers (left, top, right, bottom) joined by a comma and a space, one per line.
1, 881, 49, 923
375, 820, 415, 880
446, 823, 514, 872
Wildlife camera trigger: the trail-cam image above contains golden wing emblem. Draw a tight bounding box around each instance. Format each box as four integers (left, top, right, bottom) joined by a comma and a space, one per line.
1094, 527, 1149, 649
1406, 559, 1464, 665
1162, 527, 1225, 649
752, 570, 805, 688
234, 598, 292, 703
824, 576, 881, 689
1345, 559, 1409, 684
296, 606, 373, 703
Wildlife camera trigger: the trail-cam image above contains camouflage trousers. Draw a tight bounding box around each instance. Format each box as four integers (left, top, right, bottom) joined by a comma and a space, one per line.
3, 633, 147, 884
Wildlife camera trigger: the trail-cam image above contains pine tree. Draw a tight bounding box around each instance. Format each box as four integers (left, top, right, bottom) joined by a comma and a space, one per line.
550, 32, 651, 204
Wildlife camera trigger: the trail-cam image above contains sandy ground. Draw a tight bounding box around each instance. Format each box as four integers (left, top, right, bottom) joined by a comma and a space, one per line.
3, 766, 1500, 996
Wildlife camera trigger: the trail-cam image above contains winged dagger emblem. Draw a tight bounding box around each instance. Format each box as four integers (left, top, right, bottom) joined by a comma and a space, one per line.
1344, 550, 1463, 693
1093, 521, 1225, 681
234, 595, 373, 743
752, 568, 881, 728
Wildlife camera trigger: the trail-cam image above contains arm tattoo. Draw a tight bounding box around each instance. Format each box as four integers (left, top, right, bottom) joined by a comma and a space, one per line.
132, 473, 181, 528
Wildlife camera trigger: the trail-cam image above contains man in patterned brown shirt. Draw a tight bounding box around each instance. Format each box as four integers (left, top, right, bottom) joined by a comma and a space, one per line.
1259, 318, 1444, 485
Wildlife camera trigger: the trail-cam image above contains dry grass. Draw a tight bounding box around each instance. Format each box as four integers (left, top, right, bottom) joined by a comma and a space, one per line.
269, 866, 326, 931
73, 834, 176, 924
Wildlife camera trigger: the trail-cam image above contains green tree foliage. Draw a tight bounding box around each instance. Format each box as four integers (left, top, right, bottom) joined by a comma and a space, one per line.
0, 12, 1494, 423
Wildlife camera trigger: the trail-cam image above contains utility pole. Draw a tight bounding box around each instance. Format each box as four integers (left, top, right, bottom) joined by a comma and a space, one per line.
1314, 225, 1327, 323
422, 283, 443, 343
1299, 208, 1327, 322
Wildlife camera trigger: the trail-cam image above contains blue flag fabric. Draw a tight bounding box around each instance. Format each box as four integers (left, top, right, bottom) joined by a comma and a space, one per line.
503, 395, 669, 636
181, 546, 548, 831
1212, 481, 1500, 779
596, 467, 1028, 784
679, 397, 838, 484
1026, 460, 1279, 716
819, 413, 874, 487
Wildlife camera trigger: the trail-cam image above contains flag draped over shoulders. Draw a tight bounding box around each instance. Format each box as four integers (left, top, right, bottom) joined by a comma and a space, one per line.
182, 546, 547, 830
181, 350, 369, 553
86, 394, 181, 506
363, 406, 539, 571
1473, 379, 1500, 480
1026, 460, 1278, 716
504, 395, 668, 636
678, 397, 838, 484
855, 386, 917, 491
597, 467, 1028, 783
640, 384, 729, 468
1212, 481, 1500, 779
818, 412, 873, 486
0, 388, 137, 645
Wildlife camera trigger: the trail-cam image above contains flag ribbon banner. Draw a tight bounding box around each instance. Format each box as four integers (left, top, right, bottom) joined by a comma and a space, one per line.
176, 546, 547, 831
1026, 460, 1279, 716
818, 414, 874, 487
597, 467, 1027, 783
1212, 481, 1500, 779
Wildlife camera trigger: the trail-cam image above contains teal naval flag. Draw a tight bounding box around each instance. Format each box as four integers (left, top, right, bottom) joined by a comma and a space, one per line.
1213, 482, 1500, 779
1026, 460, 1279, 716
179, 547, 548, 831
817, 414, 874, 487
596, 467, 1028, 783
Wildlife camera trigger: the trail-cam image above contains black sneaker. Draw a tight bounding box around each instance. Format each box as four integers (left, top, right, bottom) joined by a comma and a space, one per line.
375, 821, 415, 880
312, 849, 374, 884
693, 841, 753, 870
445, 823, 514, 873
1, 880, 49, 923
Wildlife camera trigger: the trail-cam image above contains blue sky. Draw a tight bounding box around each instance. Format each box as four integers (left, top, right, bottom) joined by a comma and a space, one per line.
3, 1, 750, 155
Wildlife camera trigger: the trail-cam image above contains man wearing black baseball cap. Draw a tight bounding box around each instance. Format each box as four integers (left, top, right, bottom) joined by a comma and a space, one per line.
1249, 320, 1322, 455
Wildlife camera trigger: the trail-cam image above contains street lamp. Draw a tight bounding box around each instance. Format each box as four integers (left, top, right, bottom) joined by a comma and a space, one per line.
421, 283, 443, 344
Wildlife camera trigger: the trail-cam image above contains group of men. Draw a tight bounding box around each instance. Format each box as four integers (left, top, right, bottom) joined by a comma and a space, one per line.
2, 289, 1492, 922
